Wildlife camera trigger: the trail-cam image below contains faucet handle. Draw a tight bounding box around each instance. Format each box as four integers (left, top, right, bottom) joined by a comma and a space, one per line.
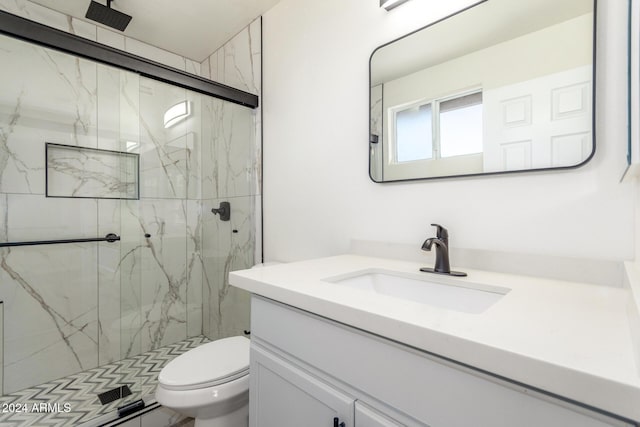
430, 223, 448, 239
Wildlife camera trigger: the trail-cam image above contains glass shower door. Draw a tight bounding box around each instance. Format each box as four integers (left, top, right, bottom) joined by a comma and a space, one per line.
113, 76, 205, 408
0, 28, 257, 425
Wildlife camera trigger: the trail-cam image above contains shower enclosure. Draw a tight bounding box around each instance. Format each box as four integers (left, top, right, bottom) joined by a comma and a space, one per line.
0, 19, 258, 426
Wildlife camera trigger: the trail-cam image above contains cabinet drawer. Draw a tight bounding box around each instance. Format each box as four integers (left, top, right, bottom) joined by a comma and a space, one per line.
251, 296, 633, 427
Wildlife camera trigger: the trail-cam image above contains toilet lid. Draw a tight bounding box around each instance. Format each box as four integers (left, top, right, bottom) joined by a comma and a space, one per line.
158, 336, 250, 391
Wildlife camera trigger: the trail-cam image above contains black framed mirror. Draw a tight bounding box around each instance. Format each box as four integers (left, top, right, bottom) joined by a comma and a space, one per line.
369, 0, 596, 182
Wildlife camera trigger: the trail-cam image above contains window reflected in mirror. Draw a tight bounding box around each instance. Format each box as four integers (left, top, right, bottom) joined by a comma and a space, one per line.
369, 0, 595, 182
395, 103, 433, 162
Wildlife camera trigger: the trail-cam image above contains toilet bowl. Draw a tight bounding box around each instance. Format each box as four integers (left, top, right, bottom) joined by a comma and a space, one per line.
155, 336, 250, 427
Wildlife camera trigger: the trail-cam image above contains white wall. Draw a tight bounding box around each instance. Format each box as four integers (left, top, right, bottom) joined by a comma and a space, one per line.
384, 14, 592, 110
262, 0, 634, 262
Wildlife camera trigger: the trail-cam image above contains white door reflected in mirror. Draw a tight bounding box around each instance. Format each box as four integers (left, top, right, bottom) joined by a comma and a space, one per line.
369, 0, 595, 182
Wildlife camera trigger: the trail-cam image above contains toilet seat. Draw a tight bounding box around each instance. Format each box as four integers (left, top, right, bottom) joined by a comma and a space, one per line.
158, 336, 250, 391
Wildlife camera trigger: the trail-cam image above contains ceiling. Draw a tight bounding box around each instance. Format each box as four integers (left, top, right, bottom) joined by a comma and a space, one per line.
28, 0, 282, 62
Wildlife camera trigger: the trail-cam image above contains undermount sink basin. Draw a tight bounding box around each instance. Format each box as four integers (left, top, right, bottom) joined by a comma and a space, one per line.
324, 269, 510, 314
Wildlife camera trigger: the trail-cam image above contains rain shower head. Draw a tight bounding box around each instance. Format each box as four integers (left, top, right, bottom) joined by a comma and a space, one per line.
85, 0, 132, 32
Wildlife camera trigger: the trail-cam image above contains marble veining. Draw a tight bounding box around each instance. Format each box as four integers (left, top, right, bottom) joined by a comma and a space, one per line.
0, 89, 28, 192
202, 196, 255, 339
202, 92, 256, 200
199, 17, 261, 341
138, 78, 193, 200
0, 6, 261, 423
46, 144, 138, 199
0, 36, 97, 195
0, 244, 100, 393
202, 17, 262, 199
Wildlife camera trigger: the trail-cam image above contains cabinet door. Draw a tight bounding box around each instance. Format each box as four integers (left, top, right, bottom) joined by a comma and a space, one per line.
355, 402, 406, 427
250, 345, 354, 427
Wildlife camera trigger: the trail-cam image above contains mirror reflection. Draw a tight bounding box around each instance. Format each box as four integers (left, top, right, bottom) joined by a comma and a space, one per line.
370, 0, 595, 182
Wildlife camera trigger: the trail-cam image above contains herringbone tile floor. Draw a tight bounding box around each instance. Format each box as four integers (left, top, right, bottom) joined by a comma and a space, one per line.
0, 335, 209, 426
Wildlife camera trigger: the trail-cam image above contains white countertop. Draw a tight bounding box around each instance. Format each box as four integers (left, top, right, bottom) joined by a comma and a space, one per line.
229, 254, 640, 422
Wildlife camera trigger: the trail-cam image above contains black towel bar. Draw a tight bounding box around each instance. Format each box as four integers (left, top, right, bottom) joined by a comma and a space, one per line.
0, 233, 120, 248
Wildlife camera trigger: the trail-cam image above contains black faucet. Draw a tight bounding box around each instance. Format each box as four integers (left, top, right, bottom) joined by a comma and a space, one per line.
420, 224, 466, 277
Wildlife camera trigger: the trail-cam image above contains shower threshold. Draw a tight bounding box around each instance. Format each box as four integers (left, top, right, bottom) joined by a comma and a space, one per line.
0, 335, 209, 426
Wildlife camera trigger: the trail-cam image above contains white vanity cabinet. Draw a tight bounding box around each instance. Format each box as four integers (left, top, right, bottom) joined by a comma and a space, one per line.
250, 345, 354, 427
249, 296, 635, 427
355, 402, 406, 427
251, 343, 410, 427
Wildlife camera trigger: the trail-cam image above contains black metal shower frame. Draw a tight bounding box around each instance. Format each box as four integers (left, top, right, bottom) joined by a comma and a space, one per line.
0, 10, 259, 109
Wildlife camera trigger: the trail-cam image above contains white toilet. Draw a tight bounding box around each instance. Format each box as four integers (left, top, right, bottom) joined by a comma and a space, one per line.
155, 336, 250, 427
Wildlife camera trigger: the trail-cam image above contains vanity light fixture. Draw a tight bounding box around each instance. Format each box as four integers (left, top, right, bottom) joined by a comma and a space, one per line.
163, 101, 191, 128
380, 0, 411, 11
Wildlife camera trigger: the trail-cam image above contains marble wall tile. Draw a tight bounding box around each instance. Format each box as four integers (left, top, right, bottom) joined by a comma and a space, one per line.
202, 17, 262, 199
120, 72, 142, 154
0, 0, 24, 15
200, 20, 263, 331
138, 78, 191, 199
254, 195, 263, 263
118, 199, 189, 355
0, 36, 99, 195
202, 196, 255, 340
222, 19, 261, 96
200, 57, 211, 81
0, 193, 6, 242
0, 247, 99, 393
6, 194, 98, 241
97, 64, 125, 152
97, 64, 140, 154
97, 27, 126, 51
97, 199, 124, 366
116, 198, 204, 358
46, 144, 138, 199
0, 195, 99, 393
0, 0, 74, 35
219, 196, 255, 337
0, 301, 3, 395
204, 19, 261, 96
69, 17, 97, 41
125, 38, 186, 72
201, 99, 256, 200
0, 1, 96, 41
138, 199, 188, 352
186, 92, 202, 201
208, 51, 221, 84
253, 106, 263, 197
118, 200, 145, 359
186, 199, 203, 337
185, 59, 201, 77
0, 195, 4, 394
